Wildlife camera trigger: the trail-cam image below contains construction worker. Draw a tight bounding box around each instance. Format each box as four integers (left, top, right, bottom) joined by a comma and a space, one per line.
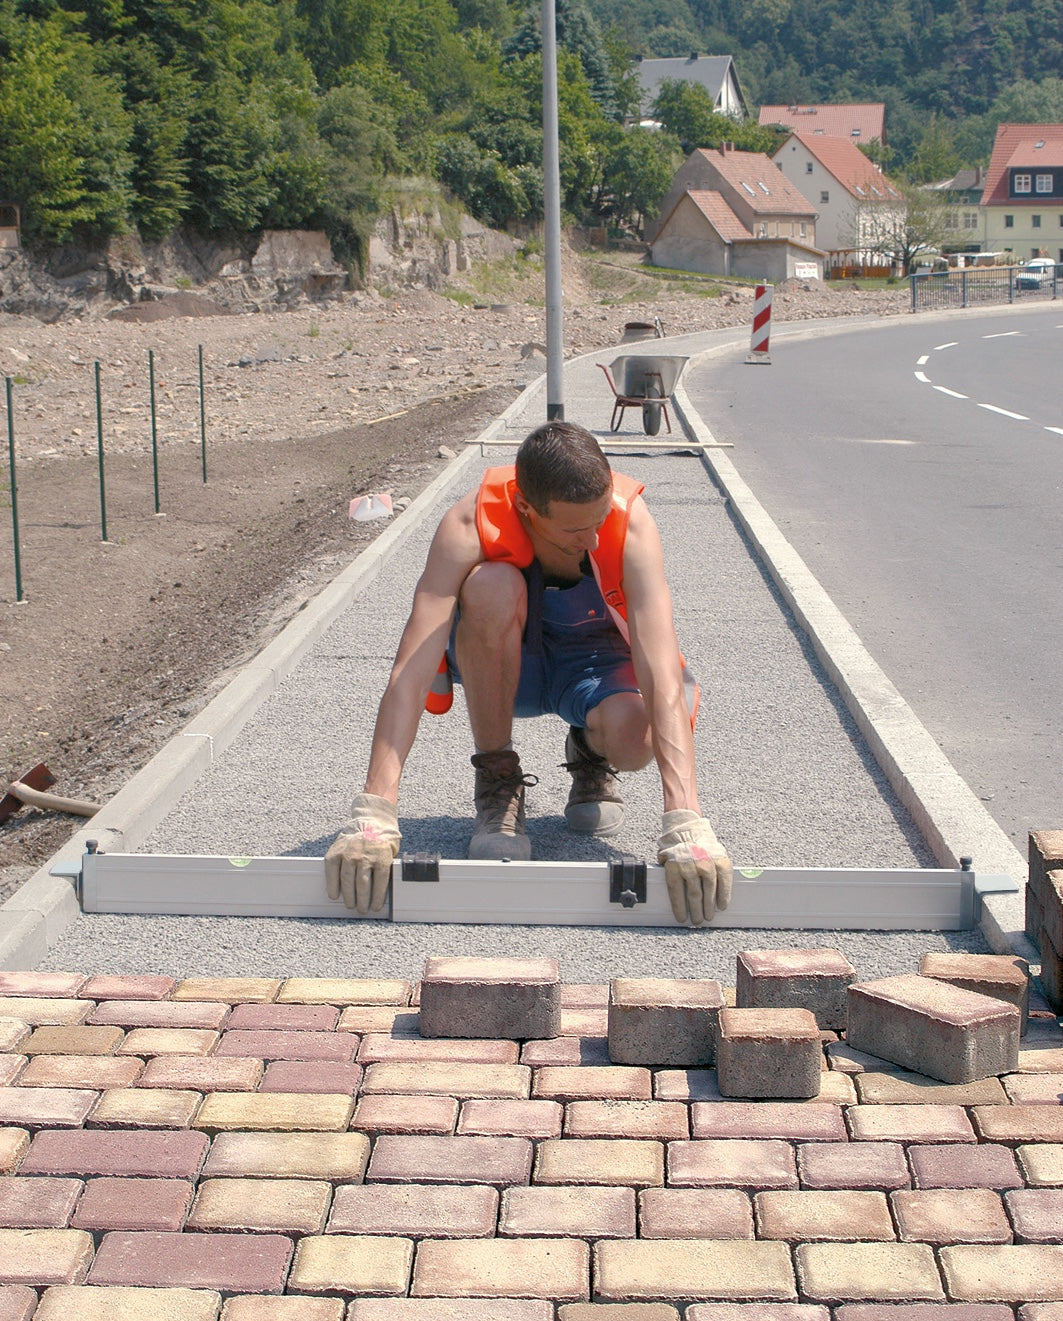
324, 420, 732, 926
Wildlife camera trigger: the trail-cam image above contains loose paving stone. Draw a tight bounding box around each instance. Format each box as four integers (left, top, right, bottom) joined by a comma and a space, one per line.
328, 1183, 498, 1238
667, 1140, 798, 1190
201, 1133, 370, 1182
939, 1245, 1063, 1301
499, 1186, 636, 1238
172, 979, 280, 1004
368, 1135, 533, 1186
348, 1304, 552, 1320
215, 1031, 358, 1062
0, 1285, 36, 1321
854, 1073, 1008, 1106
0, 1086, 97, 1128
457, 1100, 562, 1138
0, 1130, 30, 1173
138, 1057, 263, 1092
22, 1025, 125, 1056
278, 978, 411, 1006
0, 999, 90, 1026
535, 1138, 663, 1187
79, 975, 176, 1001
795, 1242, 945, 1302
222, 1298, 344, 1320
1004, 1189, 1063, 1243
533, 1066, 652, 1102
971, 1104, 1063, 1145
563, 1100, 688, 1139
754, 1190, 895, 1241
825, 1043, 904, 1076
0, 1177, 82, 1229
0, 974, 87, 999
357, 1037, 518, 1065
593, 1239, 796, 1301
0, 1228, 94, 1285
797, 1143, 911, 1191
89, 1087, 202, 1129
691, 1102, 846, 1141
418, 958, 561, 1041
411, 1238, 588, 1299
19, 1054, 144, 1090
71, 1177, 195, 1232
1002, 1074, 1063, 1104
846, 1105, 976, 1143
187, 1177, 332, 1234
194, 1093, 353, 1132
890, 1189, 1013, 1245
606, 978, 723, 1067
258, 1062, 363, 1095
908, 1143, 1022, 1189
1018, 1145, 1063, 1186
735, 949, 856, 1030
715, 1009, 822, 1099
362, 1063, 531, 1099
353, 1095, 459, 1135
34, 1285, 222, 1320
88, 1230, 294, 1292
919, 952, 1030, 1035
637, 1188, 754, 1239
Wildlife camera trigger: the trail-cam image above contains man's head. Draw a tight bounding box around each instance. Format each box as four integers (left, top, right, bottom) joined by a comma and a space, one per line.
515, 422, 612, 516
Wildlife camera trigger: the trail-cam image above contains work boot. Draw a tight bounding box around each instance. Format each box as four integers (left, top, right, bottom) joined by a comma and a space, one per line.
469, 750, 536, 861
563, 726, 624, 835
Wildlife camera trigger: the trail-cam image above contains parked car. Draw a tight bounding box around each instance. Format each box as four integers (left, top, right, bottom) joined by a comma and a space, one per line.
1016, 258, 1056, 289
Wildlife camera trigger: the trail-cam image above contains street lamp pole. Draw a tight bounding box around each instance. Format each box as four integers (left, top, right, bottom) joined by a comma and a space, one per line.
541, 0, 564, 420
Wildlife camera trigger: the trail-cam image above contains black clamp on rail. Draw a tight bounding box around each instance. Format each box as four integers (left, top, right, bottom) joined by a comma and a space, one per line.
609, 856, 647, 908
401, 852, 441, 883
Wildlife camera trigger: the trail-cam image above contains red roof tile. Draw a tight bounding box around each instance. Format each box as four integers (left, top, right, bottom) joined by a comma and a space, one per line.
983, 124, 1063, 204
759, 103, 885, 142
683, 190, 750, 241
694, 148, 817, 216
787, 133, 902, 201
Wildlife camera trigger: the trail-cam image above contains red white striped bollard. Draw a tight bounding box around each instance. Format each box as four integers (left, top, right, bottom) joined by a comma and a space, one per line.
746, 282, 773, 364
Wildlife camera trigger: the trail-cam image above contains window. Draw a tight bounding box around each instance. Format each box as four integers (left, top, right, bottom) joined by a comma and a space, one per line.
1037, 174, 1053, 193
945, 211, 958, 229
1014, 173, 1032, 193
820, 190, 829, 203
964, 212, 979, 229
799, 221, 807, 237
1005, 214, 1014, 228
806, 161, 813, 174
1033, 215, 1042, 228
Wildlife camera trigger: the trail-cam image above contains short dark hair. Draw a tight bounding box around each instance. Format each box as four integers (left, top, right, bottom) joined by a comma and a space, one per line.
515, 422, 612, 513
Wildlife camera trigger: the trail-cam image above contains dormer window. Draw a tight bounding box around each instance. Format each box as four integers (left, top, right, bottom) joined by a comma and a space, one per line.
741, 182, 755, 196
1037, 174, 1053, 193
758, 181, 770, 194
1014, 173, 1032, 193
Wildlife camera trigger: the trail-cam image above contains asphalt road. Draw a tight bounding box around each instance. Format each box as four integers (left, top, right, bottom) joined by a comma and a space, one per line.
686, 301, 1063, 856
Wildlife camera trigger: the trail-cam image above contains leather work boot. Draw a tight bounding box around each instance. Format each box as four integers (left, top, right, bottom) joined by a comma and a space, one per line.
563, 726, 624, 835
469, 750, 537, 860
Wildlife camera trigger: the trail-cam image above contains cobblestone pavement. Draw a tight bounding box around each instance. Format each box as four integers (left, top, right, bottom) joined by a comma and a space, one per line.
0, 970, 1061, 1317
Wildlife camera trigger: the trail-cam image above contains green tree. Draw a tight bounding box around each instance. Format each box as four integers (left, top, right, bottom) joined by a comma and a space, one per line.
599, 124, 680, 233
907, 113, 962, 183
504, 0, 619, 117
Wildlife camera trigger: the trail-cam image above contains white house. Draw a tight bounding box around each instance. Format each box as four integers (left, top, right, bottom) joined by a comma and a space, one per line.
634, 53, 748, 122
980, 123, 1063, 262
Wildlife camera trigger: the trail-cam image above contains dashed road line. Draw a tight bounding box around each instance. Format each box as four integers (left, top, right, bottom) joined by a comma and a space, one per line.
978, 402, 1028, 420
933, 386, 967, 399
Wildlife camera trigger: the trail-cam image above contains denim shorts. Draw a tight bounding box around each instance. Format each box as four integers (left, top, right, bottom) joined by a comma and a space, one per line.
448, 572, 640, 728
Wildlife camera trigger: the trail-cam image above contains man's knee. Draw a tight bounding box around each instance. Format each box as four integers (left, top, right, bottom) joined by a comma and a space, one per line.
458, 561, 527, 629
586, 692, 653, 771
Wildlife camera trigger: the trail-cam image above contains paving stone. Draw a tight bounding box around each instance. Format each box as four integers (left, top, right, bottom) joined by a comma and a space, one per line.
0, 999, 90, 1026
1005, 1189, 1063, 1242
352, 1094, 459, 1136
971, 1104, 1063, 1144
71, 1177, 195, 1232
715, 1009, 821, 1099
563, 1100, 688, 1139
1030, 833, 1063, 904
411, 1238, 588, 1299
735, 949, 856, 1030
797, 1142, 911, 1191
667, 1140, 798, 1190
19, 1055, 144, 1090
919, 953, 1030, 1035
0, 1228, 94, 1285
1046, 875, 1063, 966
89, 1088, 202, 1129
215, 1031, 358, 1062
79, 975, 177, 1001
187, 1178, 332, 1235
846, 1104, 976, 1143
0, 1086, 98, 1128
636, 1188, 752, 1240
34, 1285, 222, 1320
561, 1307, 680, 1321
367, 1134, 533, 1186
561, 985, 610, 1008
222, 1298, 344, 1320
194, 1093, 353, 1132
172, 978, 281, 1004
418, 958, 561, 1041
0, 1177, 82, 1228
1018, 1029, 1063, 1074
535, 1138, 663, 1187
1002, 1074, 1063, 1104
328, 1183, 498, 1237
258, 1062, 363, 1095
1036, 932, 1063, 1016
531, 1066, 653, 1102
22, 1025, 125, 1056
890, 1189, 1012, 1245
1018, 1145, 1063, 1186
202, 1132, 369, 1182
847, 976, 1020, 1084
908, 1143, 1022, 1189
939, 1245, 1063, 1301
825, 1043, 905, 1076
457, 1100, 562, 1138
836, 1309, 1012, 1321
0, 1024, 28, 1054
20, 1129, 208, 1179
520, 1038, 611, 1067
226, 1004, 339, 1032
118, 1030, 220, 1057
854, 1072, 1008, 1106
138, 1057, 263, 1093
499, 1186, 636, 1237
358, 1036, 519, 1065
348, 1304, 551, 1320
691, 1102, 845, 1141
0, 1061, 21, 1088
1022, 1307, 1063, 1321
652, 1070, 725, 1102
687, 1308, 830, 1321
593, 1239, 795, 1301
606, 978, 723, 1066
90, 1002, 230, 1030
795, 1242, 945, 1302
1027, 886, 1045, 945
0, 1129, 30, 1173
754, 1190, 895, 1242
362, 1062, 531, 1099
557, 1009, 610, 1037
0, 1285, 36, 1321
289, 1234, 413, 1296
0, 974, 87, 999
88, 1231, 293, 1292
278, 978, 411, 1006
338, 1009, 420, 1036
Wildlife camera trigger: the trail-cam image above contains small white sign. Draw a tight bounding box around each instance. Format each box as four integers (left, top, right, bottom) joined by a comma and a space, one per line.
794, 262, 819, 280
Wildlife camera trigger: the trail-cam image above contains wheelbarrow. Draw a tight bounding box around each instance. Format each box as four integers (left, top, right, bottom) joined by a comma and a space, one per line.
598, 354, 689, 436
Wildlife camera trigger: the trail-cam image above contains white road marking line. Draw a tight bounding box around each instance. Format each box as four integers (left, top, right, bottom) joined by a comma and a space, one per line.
914, 371, 930, 383
1046, 427, 1063, 436
917, 355, 930, 365
982, 331, 1023, 338
933, 342, 958, 350
978, 403, 1029, 420
934, 386, 968, 399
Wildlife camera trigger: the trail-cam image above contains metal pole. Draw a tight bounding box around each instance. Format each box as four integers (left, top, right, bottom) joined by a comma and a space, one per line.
541, 0, 564, 421
149, 349, 160, 514
5, 378, 24, 602
198, 344, 207, 482
95, 361, 108, 542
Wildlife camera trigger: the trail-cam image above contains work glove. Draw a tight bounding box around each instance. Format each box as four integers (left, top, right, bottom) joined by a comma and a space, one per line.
324, 792, 400, 914
657, 809, 733, 927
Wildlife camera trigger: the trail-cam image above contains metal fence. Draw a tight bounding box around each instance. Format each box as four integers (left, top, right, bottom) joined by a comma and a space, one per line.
910, 263, 1059, 312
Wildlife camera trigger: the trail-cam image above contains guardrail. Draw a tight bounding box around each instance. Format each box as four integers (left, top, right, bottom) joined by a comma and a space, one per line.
910, 264, 1059, 311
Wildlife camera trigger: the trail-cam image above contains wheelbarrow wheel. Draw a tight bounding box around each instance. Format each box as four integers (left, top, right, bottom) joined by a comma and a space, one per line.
642, 382, 663, 436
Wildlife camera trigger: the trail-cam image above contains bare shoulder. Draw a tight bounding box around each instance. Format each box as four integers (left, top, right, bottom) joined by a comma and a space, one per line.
419, 487, 484, 589
624, 493, 666, 567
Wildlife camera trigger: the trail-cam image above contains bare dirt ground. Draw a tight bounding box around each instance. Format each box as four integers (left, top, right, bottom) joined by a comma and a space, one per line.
0, 248, 907, 897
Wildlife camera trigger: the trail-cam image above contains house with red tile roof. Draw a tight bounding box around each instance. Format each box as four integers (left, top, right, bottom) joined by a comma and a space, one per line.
758, 103, 886, 145
772, 132, 904, 272
980, 124, 1063, 262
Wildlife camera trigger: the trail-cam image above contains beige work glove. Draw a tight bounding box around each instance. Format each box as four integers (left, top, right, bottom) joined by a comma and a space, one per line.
657, 809, 733, 927
324, 792, 400, 914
